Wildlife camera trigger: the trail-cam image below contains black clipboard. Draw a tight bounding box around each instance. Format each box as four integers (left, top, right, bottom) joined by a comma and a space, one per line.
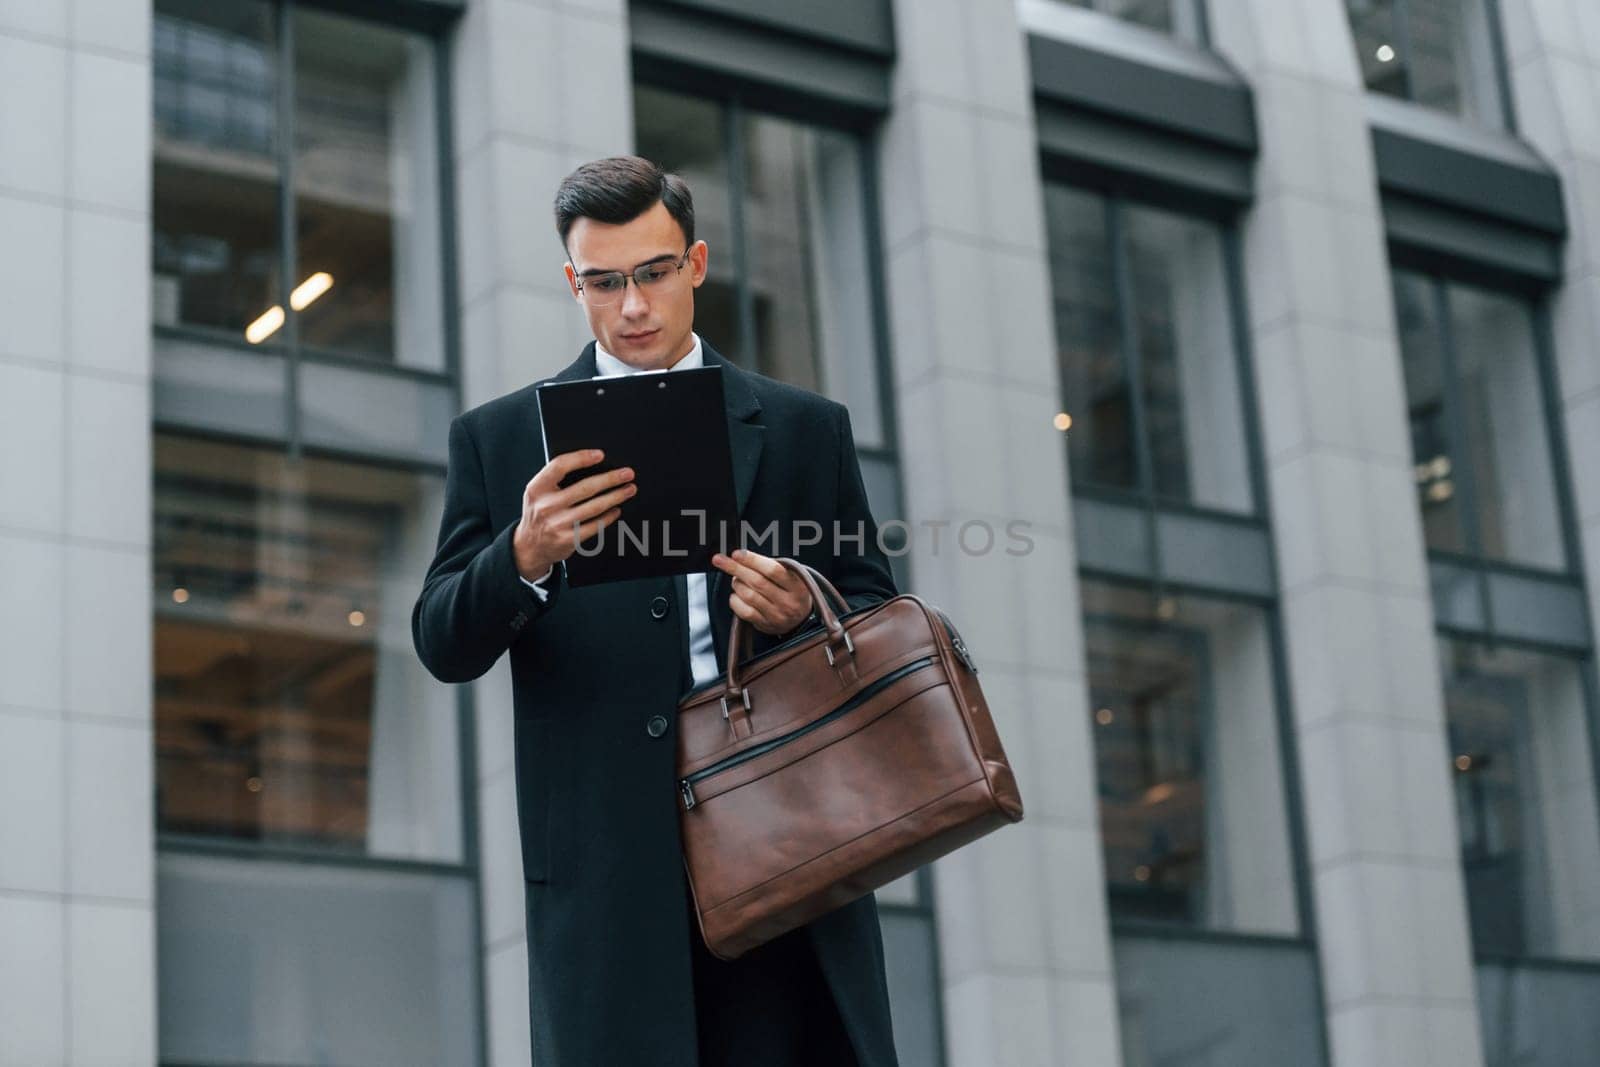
535, 365, 738, 588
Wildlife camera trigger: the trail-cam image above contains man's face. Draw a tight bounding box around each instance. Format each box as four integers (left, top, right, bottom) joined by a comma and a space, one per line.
563, 200, 708, 371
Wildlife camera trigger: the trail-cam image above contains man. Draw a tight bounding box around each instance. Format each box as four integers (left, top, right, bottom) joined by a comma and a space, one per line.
411, 156, 901, 1066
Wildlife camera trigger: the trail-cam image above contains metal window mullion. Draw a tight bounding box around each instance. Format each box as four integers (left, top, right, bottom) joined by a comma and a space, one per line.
1195, 0, 1213, 49
1483, 0, 1520, 133
1107, 197, 1164, 590
1394, 0, 1418, 103
1221, 228, 1268, 519
277, 0, 301, 459
1529, 297, 1583, 587
1433, 279, 1496, 640
434, 29, 465, 407
725, 96, 756, 366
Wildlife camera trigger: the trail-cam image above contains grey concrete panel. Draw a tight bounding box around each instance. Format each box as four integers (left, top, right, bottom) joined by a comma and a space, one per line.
635, 0, 893, 59
1028, 31, 1257, 152
630, 3, 890, 122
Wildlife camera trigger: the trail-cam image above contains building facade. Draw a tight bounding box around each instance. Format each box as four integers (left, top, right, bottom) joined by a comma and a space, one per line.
2, 0, 1598, 1065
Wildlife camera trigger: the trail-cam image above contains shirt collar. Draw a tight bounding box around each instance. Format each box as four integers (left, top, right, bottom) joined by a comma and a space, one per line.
593, 332, 704, 378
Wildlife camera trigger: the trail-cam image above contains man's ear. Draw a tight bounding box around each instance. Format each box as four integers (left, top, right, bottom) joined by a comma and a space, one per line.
563, 261, 581, 300
689, 240, 709, 288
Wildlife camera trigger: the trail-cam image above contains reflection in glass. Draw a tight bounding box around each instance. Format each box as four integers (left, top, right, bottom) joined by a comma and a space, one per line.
1394, 271, 1470, 555
152, 0, 281, 338
1393, 271, 1566, 570
634, 85, 739, 368
1441, 639, 1600, 961
632, 86, 885, 447
742, 113, 882, 446
1058, 0, 1208, 42
1346, 0, 1408, 99
1082, 581, 1298, 935
293, 9, 443, 368
152, 434, 460, 862
1344, 0, 1505, 127
1477, 959, 1600, 1067
1448, 284, 1564, 569
1046, 188, 1253, 513
1124, 203, 1251, 512
1048, 185, 1135, 493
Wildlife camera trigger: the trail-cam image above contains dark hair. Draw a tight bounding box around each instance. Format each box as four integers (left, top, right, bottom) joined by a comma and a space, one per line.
553, 156, 695, 258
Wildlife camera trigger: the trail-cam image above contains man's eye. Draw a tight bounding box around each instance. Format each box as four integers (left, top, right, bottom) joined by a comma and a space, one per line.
638, 265, 672, 284
591, 275, 626, 292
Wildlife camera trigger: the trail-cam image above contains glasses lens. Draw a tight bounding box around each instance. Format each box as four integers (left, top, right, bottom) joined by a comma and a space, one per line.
635, 263, 676, 286
581, 273, 626, 306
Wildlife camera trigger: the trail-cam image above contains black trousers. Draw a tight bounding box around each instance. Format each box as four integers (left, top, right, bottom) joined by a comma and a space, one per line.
685, 888, 861, 1067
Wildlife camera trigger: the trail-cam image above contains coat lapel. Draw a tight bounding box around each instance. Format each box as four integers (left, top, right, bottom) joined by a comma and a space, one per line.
702, 342, 763, 670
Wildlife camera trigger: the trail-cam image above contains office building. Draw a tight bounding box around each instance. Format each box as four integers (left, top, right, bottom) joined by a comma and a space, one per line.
2, 0, 1597, 1064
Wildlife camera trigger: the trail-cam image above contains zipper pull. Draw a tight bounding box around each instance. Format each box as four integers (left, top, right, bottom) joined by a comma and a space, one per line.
952, 633, 978, 674
680, 779, 697, 811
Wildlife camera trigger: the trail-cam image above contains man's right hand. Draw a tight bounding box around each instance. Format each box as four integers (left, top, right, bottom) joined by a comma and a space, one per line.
513, 449, 636, 581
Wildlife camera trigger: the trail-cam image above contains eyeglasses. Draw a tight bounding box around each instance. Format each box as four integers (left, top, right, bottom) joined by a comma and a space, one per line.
574, 249, 691, 308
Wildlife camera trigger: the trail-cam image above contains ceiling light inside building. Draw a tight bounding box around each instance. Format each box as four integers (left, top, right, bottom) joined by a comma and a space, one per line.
291, 271, 334, 310
1376, 44, 1396, 63
244, 272, 336, 343
245, 305, 284, 345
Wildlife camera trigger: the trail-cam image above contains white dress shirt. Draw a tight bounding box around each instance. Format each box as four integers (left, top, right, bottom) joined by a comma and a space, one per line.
519, 333, 720, 688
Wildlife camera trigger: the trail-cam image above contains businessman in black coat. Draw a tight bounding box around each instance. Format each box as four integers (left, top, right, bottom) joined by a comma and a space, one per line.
411, 156, 902, 1065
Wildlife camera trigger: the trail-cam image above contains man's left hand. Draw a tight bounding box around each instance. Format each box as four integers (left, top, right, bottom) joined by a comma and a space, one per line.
711, 549, 814, 636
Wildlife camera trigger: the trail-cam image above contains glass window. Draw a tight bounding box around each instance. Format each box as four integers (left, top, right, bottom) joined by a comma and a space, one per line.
1058, 0, 1209, 43
1046, 185, 1254, 514
634, 86, 739, 377
292, 8, 444, 367
1440, 639, 1600, 961
1393, 271, 1567, 571
632, 85, 886, 449
1477, 959, 1600, 1067
152, 0, 281, 340
152, 434, 461, 863
1082, 580, 1299, 935
1345, 0, 1507, 128
153, 0, 445, 370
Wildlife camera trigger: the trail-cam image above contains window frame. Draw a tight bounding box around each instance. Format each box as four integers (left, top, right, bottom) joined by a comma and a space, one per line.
1395, 270, 1588, 636
1046, 172, 1329, 1061
1046, 180, 1274, 596
1078, 573, 1331, 1067
150, 3, 484, 1064
1392, 264, 1600, 985
151, 0, 466, 463
1346, 0, 1518, 132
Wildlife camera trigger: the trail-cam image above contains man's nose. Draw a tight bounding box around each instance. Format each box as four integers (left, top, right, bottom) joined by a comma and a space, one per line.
620, 278, 650, 317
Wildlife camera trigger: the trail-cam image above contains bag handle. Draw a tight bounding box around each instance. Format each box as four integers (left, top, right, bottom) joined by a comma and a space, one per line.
720, 558, 855, 737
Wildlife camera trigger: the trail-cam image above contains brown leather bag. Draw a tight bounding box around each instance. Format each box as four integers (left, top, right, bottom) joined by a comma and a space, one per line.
676, 558, 1024, 960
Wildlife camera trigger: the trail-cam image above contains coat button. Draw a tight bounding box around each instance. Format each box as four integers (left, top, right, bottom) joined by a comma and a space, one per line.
650, 595, 670, 619
646, 715, 668, 738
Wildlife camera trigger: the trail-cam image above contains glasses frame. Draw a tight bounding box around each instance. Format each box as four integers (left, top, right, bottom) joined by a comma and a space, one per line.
573, 247, 693, 307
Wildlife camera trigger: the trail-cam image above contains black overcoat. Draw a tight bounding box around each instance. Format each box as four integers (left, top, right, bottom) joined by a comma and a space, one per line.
411, 340, 902, 1066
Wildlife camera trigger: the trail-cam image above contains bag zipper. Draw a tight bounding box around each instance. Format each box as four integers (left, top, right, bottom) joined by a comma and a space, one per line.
679, 654, 939, 811
935, 608, 978, 675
